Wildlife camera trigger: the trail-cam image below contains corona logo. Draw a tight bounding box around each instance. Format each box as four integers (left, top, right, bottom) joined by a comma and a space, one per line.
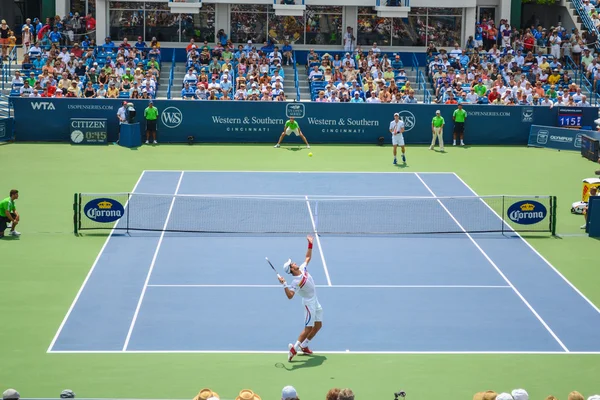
97, 201, 113, 209
520, 203, 535, 212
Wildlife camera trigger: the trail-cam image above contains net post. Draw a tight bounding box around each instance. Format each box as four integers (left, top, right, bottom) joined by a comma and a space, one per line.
73, 193, 78, 236
551, 196, 557, 236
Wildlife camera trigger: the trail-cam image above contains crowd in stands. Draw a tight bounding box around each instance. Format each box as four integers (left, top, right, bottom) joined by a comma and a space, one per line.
1, 13, 96, 62
10, 33, 162, 99
306, 43, 418, 103
425, 18, 599, 105
179, 38, 293, 100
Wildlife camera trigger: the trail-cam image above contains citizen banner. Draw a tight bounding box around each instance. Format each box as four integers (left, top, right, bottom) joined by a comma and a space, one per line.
70, 118, 108, 145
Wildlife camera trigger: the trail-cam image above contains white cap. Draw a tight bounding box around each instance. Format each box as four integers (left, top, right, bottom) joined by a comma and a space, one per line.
394, 112, 399, 117
283, 259, 292, 274
511, 389, 528, 400
282, 386, 297, 400
436, 110, 441, 114
248, 40, 252, 43
496, 393, 513, 400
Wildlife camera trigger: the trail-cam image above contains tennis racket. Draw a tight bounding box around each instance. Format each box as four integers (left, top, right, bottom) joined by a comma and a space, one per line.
265, 257, 282, 279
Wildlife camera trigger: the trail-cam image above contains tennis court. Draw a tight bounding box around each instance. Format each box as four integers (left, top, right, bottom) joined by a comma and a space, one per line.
48, 171, 600, 354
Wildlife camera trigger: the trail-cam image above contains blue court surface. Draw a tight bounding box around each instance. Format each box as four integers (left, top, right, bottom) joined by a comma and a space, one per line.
48, 171, 600, 354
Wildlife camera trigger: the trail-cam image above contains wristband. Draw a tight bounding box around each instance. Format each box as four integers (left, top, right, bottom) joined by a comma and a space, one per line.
308, 243, 313, 249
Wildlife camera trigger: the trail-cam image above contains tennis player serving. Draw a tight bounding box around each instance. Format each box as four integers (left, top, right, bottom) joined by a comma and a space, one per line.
278, 235, 323, 361
274, 117, 311, 149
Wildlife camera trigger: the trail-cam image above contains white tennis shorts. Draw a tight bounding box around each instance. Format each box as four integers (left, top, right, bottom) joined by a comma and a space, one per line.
392, 133, 405, 146
303, 297, 323, 327
285, 128, 300, 136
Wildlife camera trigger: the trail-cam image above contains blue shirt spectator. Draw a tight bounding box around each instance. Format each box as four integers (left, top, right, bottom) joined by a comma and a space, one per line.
181, 84, 195, 99
102, 37, 116, 52
135, 37, 146, 51
49, 28, 61, 43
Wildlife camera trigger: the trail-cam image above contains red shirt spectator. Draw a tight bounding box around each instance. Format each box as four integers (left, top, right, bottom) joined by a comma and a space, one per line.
72, 43, 83, 58
85, 14, 96, 31
488, 88, 500, 103
524, 35, 534, 52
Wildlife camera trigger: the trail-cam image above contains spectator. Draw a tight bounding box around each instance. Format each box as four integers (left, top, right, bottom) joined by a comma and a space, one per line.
338, 389, 355, 400
326, 389, 341, 400
0, 20, 10, 60
2, 389, 20, 400
60, 390, 75, 399
235, 390, 261, 400
282, 387, 298, 400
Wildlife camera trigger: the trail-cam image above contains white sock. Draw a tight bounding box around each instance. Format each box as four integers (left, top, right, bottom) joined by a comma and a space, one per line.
294, 340, 302, 351
301, 339, 310, 348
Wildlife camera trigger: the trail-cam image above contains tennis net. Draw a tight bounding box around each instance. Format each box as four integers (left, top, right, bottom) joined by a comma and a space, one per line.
73, 193, 557, 235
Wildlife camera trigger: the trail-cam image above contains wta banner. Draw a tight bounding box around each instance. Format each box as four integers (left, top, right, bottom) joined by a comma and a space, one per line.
528, 125, 600, 152
11, 98, 598, 145
70, 118, 108, 145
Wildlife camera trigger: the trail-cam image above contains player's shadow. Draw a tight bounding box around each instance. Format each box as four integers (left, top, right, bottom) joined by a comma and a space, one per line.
285, 147, 303, 152
283, 355, 327, 370
394, 163, 409, 169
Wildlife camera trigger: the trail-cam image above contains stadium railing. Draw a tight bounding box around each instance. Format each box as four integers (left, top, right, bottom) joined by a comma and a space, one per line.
418, 70, 432, 103
411, 52, 418, 72
570, 0, 600, 52
167, 49, 175, 100
0, 92, 12, 118
293, 50, 300, 101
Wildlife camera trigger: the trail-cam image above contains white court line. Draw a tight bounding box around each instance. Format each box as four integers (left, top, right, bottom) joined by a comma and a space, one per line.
453, 173, 600, 317
146, 284, 511, 289
414, 173, 570, 353
122, 171, 185, 351
142, 170, 455, 174
46, 171, 147, 353
305, 195, 332, 286
46, 349, 600, 355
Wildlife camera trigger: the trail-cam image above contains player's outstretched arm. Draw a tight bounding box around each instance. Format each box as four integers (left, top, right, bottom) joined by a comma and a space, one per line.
305, 235, 313, 265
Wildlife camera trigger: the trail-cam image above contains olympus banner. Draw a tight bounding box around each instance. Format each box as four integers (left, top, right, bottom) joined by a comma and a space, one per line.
528, 125, 600, 152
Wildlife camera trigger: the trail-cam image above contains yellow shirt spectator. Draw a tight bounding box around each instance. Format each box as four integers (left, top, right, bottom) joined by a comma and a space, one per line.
547, 73, 561, 85
107, 86, 120, 98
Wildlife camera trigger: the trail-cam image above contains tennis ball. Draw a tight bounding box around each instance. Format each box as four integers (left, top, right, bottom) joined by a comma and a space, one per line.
308, 152, 313, 157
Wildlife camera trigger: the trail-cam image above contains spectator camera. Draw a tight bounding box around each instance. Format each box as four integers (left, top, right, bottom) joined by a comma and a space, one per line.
126, 103, 136, 123
394, 391, 406, 400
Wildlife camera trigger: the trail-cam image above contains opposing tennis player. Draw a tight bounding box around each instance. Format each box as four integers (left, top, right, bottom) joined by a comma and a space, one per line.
274, 117, 311, 149
278, 235, 322, 361
390, 112, 406, 165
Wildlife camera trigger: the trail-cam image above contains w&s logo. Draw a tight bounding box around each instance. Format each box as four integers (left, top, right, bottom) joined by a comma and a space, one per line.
31, 102, 55, 110
161, 106, 183, 128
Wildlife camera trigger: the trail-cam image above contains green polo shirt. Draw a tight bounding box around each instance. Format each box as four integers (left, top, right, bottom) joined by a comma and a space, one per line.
453, 108, 467, 123
144, 106, 159, 120
0, 197, 16, 217
285, 120, 299, 130
432, 115, 445, 127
